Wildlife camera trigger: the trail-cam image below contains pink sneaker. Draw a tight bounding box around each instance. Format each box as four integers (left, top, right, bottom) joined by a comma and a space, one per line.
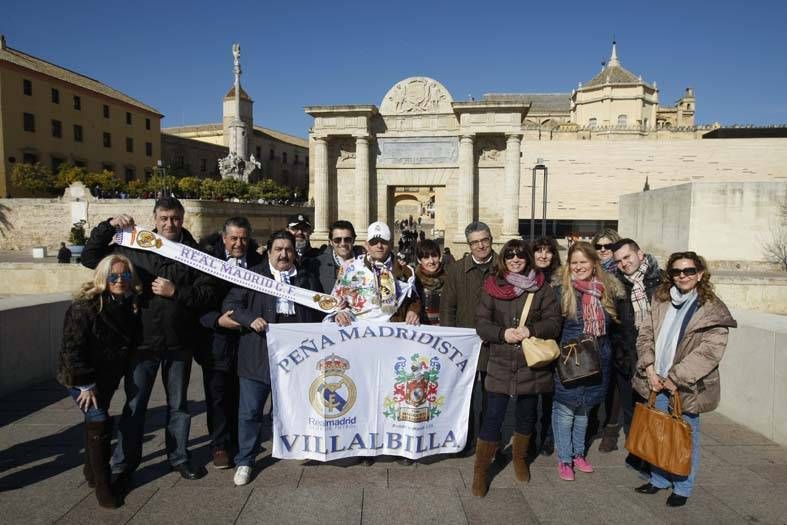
573, 456, 594, 473
557, 462, 575, 481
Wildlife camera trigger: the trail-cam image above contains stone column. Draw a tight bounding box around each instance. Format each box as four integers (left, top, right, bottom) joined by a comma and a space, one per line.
455, 135, 475, 242
501, 134, 522, 240
354, 135, 370, 238
313, 136, 329, 239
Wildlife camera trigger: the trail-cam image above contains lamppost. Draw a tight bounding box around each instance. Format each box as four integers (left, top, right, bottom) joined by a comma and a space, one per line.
529, 159, 549, 241
155, 160, 170, 198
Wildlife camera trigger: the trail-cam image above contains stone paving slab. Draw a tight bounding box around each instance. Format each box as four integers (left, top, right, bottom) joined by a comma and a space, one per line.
2, 366, 787, 524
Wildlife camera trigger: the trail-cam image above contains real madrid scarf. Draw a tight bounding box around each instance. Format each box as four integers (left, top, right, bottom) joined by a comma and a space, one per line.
113, 226, 338, 313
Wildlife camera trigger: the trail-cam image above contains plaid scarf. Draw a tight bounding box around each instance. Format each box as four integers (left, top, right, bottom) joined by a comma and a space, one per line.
571, 277, 606, 336
623, 259, 651, 326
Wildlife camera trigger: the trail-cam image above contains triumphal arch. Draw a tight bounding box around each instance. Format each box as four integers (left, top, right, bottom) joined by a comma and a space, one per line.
306, 77, 529, 250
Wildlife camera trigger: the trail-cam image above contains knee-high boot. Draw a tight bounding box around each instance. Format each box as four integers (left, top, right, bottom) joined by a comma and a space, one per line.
511, 432, 531, 482
83, 424, 95, 488
86, 421, 118, 508
472, 439, 498, 497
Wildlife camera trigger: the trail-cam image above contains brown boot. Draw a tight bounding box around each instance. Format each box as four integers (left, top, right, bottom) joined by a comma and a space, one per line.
86, 421, 118, 508
83, 425, 95, 488
511, 432, 531, 482
598, 424, 621, 453
471, 439, 498, 497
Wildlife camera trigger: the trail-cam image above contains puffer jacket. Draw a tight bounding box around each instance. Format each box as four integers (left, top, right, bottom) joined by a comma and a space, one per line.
476, 277, 562, 396
632, 295, 737, 414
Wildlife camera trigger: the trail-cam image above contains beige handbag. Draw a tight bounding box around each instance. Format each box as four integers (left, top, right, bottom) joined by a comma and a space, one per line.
518, 292, 560, 368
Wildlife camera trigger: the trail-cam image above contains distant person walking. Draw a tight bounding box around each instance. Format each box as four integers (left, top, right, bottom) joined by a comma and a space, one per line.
57, 242, 72, 263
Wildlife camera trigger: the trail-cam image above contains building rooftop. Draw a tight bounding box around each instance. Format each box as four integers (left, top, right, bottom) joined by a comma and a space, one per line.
224, 85, 252, 101
0, 36, 162, 116
163, 123, 308, 148
483, 93, 571, 113
582, 42, 653, 89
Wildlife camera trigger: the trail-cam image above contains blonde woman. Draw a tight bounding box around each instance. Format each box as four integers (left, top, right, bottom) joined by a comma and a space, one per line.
553, 242, 619, 481
58, 254, 141, 508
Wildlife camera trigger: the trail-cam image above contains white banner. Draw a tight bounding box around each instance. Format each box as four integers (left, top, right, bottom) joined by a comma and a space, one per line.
113, 226, 339, 313
267, 322, 482, 461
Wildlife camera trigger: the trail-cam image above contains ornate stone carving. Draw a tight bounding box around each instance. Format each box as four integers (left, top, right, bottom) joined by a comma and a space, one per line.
380, 77, 454, 115
334, 138, 356, 166
376, 137, 458, 165
477, 136, 506, 164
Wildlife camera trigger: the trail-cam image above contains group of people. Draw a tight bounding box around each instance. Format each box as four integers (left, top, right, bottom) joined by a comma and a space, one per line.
57, 197, 735, 510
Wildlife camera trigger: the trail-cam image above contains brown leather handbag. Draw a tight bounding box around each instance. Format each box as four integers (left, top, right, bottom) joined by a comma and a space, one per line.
556, 335, 601, 384
625, 391, 692, 476
518, 293, 560, 368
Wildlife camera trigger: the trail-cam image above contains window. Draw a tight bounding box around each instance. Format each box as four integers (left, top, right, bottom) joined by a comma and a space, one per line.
294, 154, 299, 165
73, 95, 81, 110
74, 160, 86, 168
144, 169, 152, 180
103, 132, 112, 148
51, 156, 65, 173
269, 148, 274, 160
23, 113, 35, 132
51, 119, 62, 138
124, 167, 135, 182
23, 153, 38, 164
126, 137, 134, 153
145, 142, 152, 157
200, 158, 207, 172
103, 105, 110, 118
588, 118, 597, 129
51, 88, 60, 104
23, 79, 32, 96
282, 152, 288, 164
101, 163, 114, 173
126, 112, 132, 125
145, 118, 150, 130
73, 124, 83, 142
617, 114, 628, 127
255, 146, 261, 159
175, 155, 185, 169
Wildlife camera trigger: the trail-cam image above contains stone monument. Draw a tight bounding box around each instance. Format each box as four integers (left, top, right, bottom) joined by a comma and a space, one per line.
218, 43, 260, 182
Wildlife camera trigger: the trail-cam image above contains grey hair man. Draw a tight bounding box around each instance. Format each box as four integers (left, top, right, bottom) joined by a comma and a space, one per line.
441, 221, 496, 456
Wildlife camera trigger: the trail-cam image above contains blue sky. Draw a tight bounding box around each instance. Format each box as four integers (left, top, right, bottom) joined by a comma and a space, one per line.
4, 0, 786, 137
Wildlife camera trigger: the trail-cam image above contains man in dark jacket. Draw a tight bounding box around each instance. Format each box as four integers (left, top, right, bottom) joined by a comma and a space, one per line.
287, 214, 321, 264
196, 217, 263, 469
223, 230, 322, 486
81, 197, 217, 481
441, 221, 496, 456
57, 242, 72, 263
602, 238, 661, 457
312, 219, 365, 294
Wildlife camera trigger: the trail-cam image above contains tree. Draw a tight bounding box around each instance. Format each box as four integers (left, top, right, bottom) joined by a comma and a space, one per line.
90, 170, 124, 194
54, 163, 90, 191
216, 178, 248, 200
126, 179, 146, 198
11, 163, 56, 194
763, 203, 787, 271
199, 178, 221, 200
177, 177, 203, 198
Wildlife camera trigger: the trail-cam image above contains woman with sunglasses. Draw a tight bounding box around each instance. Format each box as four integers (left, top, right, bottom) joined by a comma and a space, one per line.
554, 242, 620, 481
632, 252, 736, 507
57, 254, 142, 508
472, 240, 561, 496
591, 228, 622, 273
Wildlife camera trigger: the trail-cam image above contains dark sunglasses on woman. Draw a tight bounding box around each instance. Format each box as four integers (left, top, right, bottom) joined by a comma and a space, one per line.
107, 271, 132, 284
594, 243, 615, 251
504, 250, 527, 260
668, 267, 698, 278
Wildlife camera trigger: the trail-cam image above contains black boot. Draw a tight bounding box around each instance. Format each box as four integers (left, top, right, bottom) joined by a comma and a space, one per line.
83, 424, 95, 488
86, 421, 119, 508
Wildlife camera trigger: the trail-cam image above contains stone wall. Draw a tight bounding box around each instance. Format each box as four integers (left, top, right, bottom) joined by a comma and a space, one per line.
0, 198, 313, 250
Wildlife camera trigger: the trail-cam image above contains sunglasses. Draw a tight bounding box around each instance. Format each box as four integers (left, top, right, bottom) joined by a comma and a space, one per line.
369, 238, 388, 247
594, 243, 615, 251
332, 237, 354, 245
668, 267, 699, 278
107, 271, 132, 284
504, 250, 527, 260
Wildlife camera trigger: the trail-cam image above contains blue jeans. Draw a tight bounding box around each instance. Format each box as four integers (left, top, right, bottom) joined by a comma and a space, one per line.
235, 377, 271, 467
111, 350, 193, 472
479, 392, 538, 441
552, 400, 589, 463
649, 392, 700, 497
69, 387, 111, 422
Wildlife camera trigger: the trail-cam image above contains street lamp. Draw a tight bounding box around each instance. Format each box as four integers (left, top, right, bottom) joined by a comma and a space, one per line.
530, 159, 549, 241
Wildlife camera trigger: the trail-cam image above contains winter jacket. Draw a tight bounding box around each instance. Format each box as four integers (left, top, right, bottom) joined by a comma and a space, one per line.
194, 233, 264, 371
223, 262, 323, 383
476, 278, 562, 395
632, 295, 737, 414
441, 252, 496, 371
82, 220, 218, 352
610, 254, 662, 377
553, 289, 614, 409
311, 246, 365, 296
57, 296, 140, 388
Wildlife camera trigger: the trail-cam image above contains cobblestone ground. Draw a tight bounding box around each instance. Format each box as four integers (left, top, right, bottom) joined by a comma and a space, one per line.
1, 366, 785, 524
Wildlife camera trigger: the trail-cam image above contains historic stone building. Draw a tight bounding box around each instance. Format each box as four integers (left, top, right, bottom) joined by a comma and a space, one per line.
0, 35, 163, 197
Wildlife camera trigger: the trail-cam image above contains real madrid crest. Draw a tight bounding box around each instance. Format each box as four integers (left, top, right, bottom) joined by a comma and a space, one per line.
309, 353, 357, 419
135, 229, 162, 249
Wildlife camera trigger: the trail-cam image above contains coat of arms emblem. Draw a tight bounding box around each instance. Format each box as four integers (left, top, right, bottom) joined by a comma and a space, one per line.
383, 354, 443, 423
308, 353, 357, 419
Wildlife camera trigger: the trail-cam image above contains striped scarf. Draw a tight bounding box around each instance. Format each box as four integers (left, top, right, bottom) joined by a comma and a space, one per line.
571, 277, 606, 336
624, 259, 651, 326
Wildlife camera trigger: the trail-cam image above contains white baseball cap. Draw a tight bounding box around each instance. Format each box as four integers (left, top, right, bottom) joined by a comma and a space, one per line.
367, 221, 391, 242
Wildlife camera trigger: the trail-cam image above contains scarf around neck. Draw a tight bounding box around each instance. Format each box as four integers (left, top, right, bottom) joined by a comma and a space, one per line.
654, 287, 698, 377
483, 269, 544, 300
571, 277, 607, 336
416, 264, 445, 292
601, 257, 618, 273
624, 258, 651, 326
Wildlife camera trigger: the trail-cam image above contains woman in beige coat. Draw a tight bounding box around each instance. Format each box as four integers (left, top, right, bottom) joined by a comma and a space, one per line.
632, 251, 736, 507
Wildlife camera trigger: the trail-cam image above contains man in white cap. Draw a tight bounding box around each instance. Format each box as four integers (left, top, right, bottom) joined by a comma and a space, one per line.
331, 221, 421, 326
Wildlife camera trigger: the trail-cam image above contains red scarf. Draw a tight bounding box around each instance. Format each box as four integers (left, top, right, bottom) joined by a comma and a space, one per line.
483, 271, 544, 300
571, 277, 606, 336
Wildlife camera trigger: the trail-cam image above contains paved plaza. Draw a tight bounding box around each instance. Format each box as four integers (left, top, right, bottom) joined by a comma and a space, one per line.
1, 366, 785, 525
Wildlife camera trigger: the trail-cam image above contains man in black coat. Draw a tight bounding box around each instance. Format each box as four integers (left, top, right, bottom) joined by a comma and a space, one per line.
196, 217, 263, 470
81, 197, 217, 481
311, 219, 365, 294
222, 230, 322, 486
